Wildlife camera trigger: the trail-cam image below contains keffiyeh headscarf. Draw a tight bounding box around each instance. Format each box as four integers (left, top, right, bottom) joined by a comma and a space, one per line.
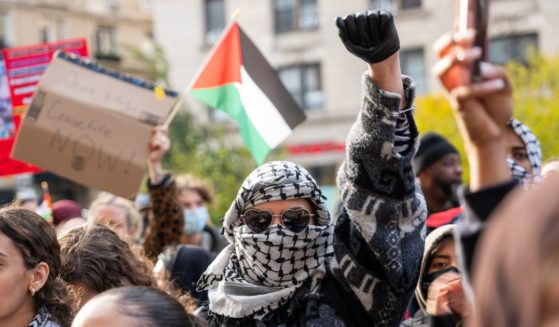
507, 118, 542, 183
197, 161, 334, 319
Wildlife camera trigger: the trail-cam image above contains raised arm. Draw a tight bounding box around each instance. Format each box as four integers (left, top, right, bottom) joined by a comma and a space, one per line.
331, 11, 427, 325
142, 127, 184, 260
433, 30, 518, 280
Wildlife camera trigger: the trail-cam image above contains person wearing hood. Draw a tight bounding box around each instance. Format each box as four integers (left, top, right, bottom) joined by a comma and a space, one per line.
505, 118, 542, 184
194, 10, 426, 325
403, 225, 469, 326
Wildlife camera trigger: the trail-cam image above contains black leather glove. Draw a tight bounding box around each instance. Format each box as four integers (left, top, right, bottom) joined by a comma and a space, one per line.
336, 11, 400, 64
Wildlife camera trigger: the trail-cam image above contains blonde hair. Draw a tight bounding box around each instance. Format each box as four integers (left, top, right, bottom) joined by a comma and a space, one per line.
88, 192, 141, 235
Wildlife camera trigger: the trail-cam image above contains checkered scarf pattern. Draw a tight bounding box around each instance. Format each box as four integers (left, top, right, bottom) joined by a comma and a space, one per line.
507, 118, 542, 183
197, 161, 335, 319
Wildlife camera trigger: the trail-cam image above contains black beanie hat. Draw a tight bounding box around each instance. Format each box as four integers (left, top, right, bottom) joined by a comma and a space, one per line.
413, 132, 458, 176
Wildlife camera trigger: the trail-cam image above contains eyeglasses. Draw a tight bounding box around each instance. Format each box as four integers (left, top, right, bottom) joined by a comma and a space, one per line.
240, 208, 314, 233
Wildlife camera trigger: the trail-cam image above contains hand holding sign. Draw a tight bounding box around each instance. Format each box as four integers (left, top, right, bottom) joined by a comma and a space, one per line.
12, 52, 178, 198
147, 126, 170, 185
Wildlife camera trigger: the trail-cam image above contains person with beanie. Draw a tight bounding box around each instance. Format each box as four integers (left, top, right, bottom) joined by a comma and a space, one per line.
194, 11, 427, 325
52, 199, 83, 226
413, 132, 463, 215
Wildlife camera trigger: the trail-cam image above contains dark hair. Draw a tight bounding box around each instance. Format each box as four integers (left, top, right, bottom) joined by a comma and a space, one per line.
92, 286, 205, 327
58, 223, 196, 311
58, 223, 155, 304
0, 207, 72, 326
176, 174, 214, 204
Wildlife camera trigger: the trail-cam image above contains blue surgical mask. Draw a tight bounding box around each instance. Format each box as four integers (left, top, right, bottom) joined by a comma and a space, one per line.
183, 206, 210, 235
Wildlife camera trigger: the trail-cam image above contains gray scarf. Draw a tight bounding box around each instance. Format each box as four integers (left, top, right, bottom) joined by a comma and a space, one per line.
197, 161, 334, 319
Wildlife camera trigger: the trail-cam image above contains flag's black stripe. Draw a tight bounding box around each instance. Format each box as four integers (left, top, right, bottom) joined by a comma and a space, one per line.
239, 27, 306, 130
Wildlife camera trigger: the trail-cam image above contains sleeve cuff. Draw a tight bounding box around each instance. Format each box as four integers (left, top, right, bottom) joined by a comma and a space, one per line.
147, 172, 173, 190
463, 179, 519, 224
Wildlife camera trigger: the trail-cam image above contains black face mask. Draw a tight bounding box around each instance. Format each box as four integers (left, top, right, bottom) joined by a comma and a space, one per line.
421, 266, 460, 298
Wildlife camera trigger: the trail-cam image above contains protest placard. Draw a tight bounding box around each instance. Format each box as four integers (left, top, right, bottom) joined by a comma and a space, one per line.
0, 38, 88, 176
12, 51, 178, 198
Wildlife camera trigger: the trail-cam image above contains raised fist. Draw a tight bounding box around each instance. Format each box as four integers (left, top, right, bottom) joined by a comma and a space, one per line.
336, 11, 400, 64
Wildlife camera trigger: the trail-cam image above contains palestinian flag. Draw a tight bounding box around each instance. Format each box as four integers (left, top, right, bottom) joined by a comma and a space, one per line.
191, 22, 306, 164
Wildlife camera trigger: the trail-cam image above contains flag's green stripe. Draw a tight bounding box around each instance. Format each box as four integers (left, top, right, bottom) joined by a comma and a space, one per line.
192, 84, 271, 164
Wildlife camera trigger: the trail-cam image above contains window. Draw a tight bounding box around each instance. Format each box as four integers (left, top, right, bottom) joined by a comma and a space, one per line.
369, 0, 420, 11
273, 0, 318, 34
278, 63, 323, 110
400, 48, 426, 95
489, 33, 538, 65
369, 0, 396, 12
400, 0, 421, 10
95, 26, 120, 60
106, 0, 120, 12
0, 12, 10, 49
204, 0, 225, 44
40, 18, 65, 43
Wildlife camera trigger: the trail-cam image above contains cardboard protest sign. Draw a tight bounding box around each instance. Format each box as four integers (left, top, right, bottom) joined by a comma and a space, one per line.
12, 51, 178, 198
0, 38, 88, 176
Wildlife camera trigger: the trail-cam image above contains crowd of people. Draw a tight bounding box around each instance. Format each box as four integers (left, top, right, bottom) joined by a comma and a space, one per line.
1, 9, 558, 327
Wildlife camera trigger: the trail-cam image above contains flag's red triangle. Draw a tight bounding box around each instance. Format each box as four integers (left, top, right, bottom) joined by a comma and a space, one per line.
193, 23, 243, 89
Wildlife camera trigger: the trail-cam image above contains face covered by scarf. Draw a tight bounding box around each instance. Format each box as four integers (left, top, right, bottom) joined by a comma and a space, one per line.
507, 118, 542, 184
197, 161, 334, 319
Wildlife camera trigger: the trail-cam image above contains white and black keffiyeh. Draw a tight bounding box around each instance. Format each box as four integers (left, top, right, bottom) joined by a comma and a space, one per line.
28, 306, 60, 327
507, 118, 542, 183
197, 161, 334, 319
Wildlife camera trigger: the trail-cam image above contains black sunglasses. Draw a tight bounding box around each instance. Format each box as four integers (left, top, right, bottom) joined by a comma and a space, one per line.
241, 208, 314, 233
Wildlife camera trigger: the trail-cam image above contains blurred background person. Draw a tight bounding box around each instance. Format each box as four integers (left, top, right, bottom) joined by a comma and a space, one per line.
505, 118, 542, 184
52, 200, 83, 227
135, 192, 152, 241
143, 127, 220, 303
175, 174, 225, 253
58, 223, 191, 309
413, 132, 463, 215
14, 188, 40, 212
88, 193, 141, 241
404, 225, 468, 326
143, 127, 225, 260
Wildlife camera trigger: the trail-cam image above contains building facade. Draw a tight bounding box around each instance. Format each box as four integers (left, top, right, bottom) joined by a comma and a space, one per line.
152, 0, 559, 204
0, 0, 155, 204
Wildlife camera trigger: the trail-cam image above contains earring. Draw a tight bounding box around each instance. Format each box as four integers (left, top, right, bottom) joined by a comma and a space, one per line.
30, 287, 36, 296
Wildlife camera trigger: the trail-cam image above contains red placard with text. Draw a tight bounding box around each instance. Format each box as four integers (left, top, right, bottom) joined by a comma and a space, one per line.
0, 38, 88, 176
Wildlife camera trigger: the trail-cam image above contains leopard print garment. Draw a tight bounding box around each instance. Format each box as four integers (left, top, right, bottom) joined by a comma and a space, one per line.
143, 174, 184, 260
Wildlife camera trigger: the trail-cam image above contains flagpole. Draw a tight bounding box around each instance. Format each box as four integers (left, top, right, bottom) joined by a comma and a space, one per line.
163, 9, 242, 129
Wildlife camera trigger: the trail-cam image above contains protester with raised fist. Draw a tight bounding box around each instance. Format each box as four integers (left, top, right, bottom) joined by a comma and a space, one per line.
195, 11, 426, 325
142, 127, 225, 261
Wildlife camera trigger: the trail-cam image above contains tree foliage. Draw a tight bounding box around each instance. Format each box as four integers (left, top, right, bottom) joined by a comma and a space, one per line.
414, 53, 559, 182
164, 110, 255, 224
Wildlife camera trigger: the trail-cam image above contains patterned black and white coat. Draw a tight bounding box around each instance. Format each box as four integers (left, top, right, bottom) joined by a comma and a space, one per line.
201, 74, 427, 327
